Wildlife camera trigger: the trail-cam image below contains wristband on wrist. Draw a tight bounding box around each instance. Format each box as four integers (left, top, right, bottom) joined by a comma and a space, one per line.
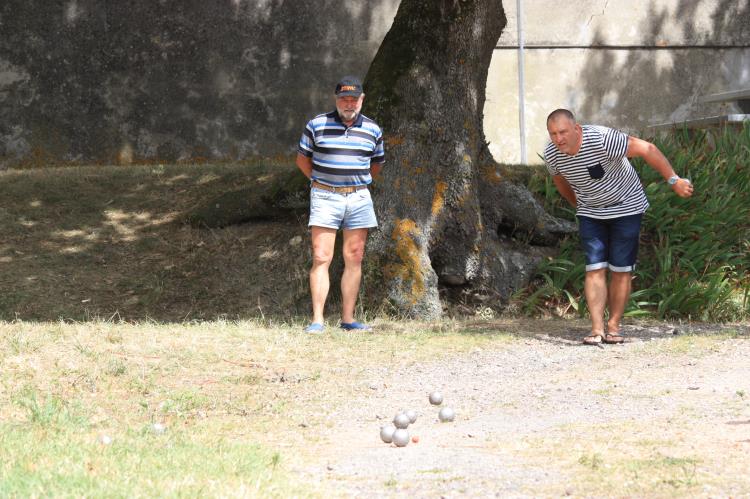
668, 175, 680, 185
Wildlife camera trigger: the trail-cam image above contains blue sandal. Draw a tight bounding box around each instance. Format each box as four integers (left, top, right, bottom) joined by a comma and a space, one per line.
304, 322, 325, 334
340, 321, 373, 332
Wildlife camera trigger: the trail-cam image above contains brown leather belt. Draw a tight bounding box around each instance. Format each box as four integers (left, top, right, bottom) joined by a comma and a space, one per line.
312, 181, 368, 194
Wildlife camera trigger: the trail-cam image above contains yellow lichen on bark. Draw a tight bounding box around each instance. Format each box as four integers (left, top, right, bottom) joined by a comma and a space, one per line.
384, 219, 425, 303
431, 181, 447, 216
480, 164, 503, 185
386, 134, 405, 146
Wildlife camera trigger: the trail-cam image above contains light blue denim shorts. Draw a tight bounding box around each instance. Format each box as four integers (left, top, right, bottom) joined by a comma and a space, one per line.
308, 187, 378, 230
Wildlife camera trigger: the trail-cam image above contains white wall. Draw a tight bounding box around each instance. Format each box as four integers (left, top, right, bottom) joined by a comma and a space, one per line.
485, 0, 750, 164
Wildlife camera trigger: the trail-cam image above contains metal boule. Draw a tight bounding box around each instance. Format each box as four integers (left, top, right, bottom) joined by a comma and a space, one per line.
429, 391, 443, 405
393, 412, 410, 429
406, 409, 417, 424
392, 428, 410, 447
438, 407, 455, 422
380, 424, 396, 443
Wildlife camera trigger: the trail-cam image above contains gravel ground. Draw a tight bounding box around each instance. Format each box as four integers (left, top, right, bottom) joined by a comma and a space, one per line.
293, 322, 750, 497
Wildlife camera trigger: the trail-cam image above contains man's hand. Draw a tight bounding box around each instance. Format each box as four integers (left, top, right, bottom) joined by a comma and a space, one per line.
672, 178, 694, 198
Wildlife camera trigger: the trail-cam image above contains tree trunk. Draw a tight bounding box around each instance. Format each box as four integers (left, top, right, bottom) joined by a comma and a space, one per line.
363, 0, 574, 318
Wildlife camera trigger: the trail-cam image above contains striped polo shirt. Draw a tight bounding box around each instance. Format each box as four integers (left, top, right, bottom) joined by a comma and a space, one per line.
298, 111, 385, 187
544, 125, 649, 219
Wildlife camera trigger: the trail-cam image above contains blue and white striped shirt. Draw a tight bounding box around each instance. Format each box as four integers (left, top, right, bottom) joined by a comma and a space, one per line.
298, 111, 385, 187
544, 125, 649, 219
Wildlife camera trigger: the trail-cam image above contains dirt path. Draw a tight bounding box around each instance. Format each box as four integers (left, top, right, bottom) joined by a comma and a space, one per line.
293, 322, 750, 497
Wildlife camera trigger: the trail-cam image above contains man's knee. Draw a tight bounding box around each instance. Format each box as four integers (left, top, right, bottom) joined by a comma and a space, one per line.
343, 246, 365, 266
311, 249, 334, 267
586, 268, 607, 279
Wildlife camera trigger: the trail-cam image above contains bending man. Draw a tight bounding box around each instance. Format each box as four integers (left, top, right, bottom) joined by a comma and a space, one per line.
544, 109, 693, 344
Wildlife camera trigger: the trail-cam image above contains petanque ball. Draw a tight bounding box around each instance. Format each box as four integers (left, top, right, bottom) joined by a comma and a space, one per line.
429, 391, 443, 405
438, 407, 455, 422
393, 412, 410, 429
380, 424, 396, 443
392, 428, 410, 447
406, 409, 417, 424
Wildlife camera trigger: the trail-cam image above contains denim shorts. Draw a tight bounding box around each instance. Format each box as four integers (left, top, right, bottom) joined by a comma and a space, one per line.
578, 213, 643, 272
308, 187, 378, 230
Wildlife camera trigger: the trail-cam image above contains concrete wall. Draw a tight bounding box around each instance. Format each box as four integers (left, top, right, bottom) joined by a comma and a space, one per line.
1, 0, 748, 167
0, 0, 399, 167
486, 0, 750, 164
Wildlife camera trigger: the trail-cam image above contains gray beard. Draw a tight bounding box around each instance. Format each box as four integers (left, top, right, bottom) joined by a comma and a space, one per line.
338, 110, 358, 122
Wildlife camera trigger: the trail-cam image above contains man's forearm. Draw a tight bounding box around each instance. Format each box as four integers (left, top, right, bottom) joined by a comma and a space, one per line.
295, 153, 313, 179
553, 175, 577, 207
371, 163, 382, 179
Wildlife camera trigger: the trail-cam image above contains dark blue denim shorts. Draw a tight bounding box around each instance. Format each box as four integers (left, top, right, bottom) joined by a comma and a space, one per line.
577, 213, 643, 272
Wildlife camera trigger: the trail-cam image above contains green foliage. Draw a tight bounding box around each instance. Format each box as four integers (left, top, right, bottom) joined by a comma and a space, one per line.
13, 387, 88, 429
521, 125, 750, 321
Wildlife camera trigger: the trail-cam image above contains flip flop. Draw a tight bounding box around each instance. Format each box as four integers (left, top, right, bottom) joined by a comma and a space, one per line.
583, 334, 603, 345
340, 321, 373, 332
603, 332, 624, 344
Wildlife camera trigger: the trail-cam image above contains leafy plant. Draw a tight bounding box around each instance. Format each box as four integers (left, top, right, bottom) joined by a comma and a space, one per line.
521, 124, 750, 321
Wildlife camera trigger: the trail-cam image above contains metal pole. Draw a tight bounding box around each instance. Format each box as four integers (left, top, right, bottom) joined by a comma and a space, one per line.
516, 0, 527, 164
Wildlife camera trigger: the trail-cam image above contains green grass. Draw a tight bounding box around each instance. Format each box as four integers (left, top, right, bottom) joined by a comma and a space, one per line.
522, 124, 750, 321
0, 318, 516, 497
0, 424, 292, 497
1, 384, 296, 497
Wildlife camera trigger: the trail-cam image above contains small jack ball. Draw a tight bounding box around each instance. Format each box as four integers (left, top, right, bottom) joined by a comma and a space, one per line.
429, 391, 443, 405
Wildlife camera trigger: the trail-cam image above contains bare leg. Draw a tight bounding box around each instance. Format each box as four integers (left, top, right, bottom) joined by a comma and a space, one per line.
310, 227, 337, 324
340, 228, 368, 324
584, 268, 608, 336
607, 271, 632, 334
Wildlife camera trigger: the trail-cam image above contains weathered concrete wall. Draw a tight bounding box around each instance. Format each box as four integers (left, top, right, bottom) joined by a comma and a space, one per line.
486, 0, 750, 164
2, 0, 748, 167
0, 0, 399, 167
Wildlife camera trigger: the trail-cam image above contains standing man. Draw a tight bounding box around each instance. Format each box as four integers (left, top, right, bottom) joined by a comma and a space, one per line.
544, 109, 694, 345
296, 76, 385, 333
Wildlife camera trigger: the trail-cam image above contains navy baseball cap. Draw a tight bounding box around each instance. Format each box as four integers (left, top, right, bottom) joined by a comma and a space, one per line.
335, 76, 363, 97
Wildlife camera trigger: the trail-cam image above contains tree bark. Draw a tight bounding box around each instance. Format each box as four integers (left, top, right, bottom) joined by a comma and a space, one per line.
363, 0, 574, 318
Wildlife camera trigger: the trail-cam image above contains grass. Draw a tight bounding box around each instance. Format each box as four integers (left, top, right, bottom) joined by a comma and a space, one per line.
520, 404, 747, 497
0, 423, 290, 497
0, 318, 513, 497
522, 124, 750, 322
1, 319, 748, 496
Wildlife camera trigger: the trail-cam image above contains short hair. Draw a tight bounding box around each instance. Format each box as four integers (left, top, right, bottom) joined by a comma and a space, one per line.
547, 109, 576, 124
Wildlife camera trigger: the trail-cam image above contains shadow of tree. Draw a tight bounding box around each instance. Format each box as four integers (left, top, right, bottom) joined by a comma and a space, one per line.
576, 0, 750, 131
0, 164, 316, 322
0, 0, 396, 166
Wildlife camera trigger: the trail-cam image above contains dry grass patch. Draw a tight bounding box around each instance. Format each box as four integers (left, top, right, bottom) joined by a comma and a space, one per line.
519, 415, 750, 497
0, 318, 514, 496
